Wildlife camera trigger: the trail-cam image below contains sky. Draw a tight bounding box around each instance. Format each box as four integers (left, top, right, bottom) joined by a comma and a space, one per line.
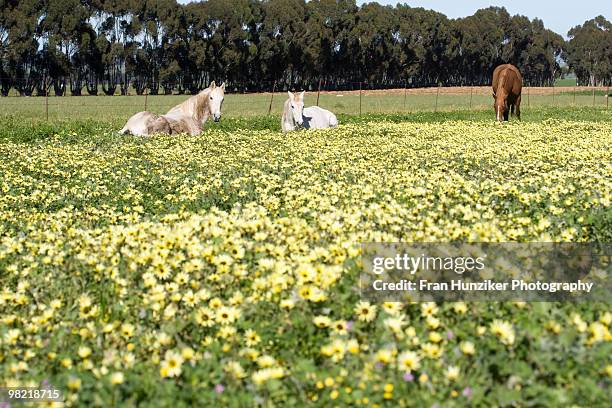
177, 1, 610, 38
367, 1, 610, 37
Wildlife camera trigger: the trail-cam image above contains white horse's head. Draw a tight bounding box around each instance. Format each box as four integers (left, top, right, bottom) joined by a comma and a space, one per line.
287, 91, 305, 126
208, 81, 225, 122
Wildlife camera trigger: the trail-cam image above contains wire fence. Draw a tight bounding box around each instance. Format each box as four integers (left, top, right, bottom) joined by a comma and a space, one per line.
0, 80, 609, 121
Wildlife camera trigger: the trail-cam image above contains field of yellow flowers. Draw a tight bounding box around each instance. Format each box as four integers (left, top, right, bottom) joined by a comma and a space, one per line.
0, 116, 611, 407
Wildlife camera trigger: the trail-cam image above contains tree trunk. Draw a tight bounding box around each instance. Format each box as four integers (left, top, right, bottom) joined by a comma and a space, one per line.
149, 78, 159, 95
134, 76, 146, 95
53, 79, 65, 96
16, 75, 35, 96
70, 74, 83, 96
35, 77, 48, 96
102, 76, 116, 96
0, 78, 10, 96
86, 78, 98, 95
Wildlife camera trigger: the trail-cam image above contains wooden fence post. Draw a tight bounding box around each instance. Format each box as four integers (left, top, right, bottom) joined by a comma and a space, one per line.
359, 82, 362, 116
403, 81, 407, 110
316, 78, 322, 107
469, 86, 473, 109
144, 88, 148, 112
607, 85, 609, 109
573, 85, 576, 105
45, 78, 49, 121
268, 80, 277, 115
527, 87, 530, 108
434, 83, 440, 112
552, 82, 555, 106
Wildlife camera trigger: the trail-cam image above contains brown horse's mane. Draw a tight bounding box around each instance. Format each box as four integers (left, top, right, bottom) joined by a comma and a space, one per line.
496, 72, 509, 98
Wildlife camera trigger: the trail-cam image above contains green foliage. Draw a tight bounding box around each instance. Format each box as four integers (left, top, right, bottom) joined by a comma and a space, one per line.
0, 116, 610, 406
0, 116, 113, 143
1, 2, 610, 95
0, 107, 608, 143
186, 106, 612, 133
566, 17, 612, 86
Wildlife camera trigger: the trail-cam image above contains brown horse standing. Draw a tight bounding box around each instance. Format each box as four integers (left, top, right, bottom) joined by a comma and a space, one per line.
492, 64, 522, 121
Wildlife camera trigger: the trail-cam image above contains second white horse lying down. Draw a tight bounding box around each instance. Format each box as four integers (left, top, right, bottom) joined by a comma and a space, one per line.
120, 81, 225, 136
282, 91, 338, 132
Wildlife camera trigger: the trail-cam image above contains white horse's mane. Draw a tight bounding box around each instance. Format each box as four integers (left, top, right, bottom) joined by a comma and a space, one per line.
167, 88, 213, 123
281, 97, 295, 128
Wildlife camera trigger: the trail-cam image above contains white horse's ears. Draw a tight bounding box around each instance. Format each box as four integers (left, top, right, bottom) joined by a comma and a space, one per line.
299, 90, 305, 99
220, 82, 225, 91
288, 91, 294, 99
210, 81, 216, 89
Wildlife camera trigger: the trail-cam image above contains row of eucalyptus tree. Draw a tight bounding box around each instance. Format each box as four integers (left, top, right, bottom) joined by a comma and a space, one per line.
0, 1, 609, 96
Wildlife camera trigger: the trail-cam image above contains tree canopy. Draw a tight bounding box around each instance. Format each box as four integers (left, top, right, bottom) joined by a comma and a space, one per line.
566, 16, 612, 86
0, 1, 609, 96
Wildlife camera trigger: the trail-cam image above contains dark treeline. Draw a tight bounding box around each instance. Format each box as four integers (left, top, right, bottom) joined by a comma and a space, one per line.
0, 1, 610, 96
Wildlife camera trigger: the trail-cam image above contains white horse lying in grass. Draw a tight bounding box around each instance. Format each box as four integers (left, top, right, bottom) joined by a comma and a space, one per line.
281, 91, 338, 132
120, 81, 225, 136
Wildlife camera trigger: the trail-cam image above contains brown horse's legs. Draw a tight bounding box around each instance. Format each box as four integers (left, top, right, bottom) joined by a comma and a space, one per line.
515, 95, 521, 121
503, 109, 509, 121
